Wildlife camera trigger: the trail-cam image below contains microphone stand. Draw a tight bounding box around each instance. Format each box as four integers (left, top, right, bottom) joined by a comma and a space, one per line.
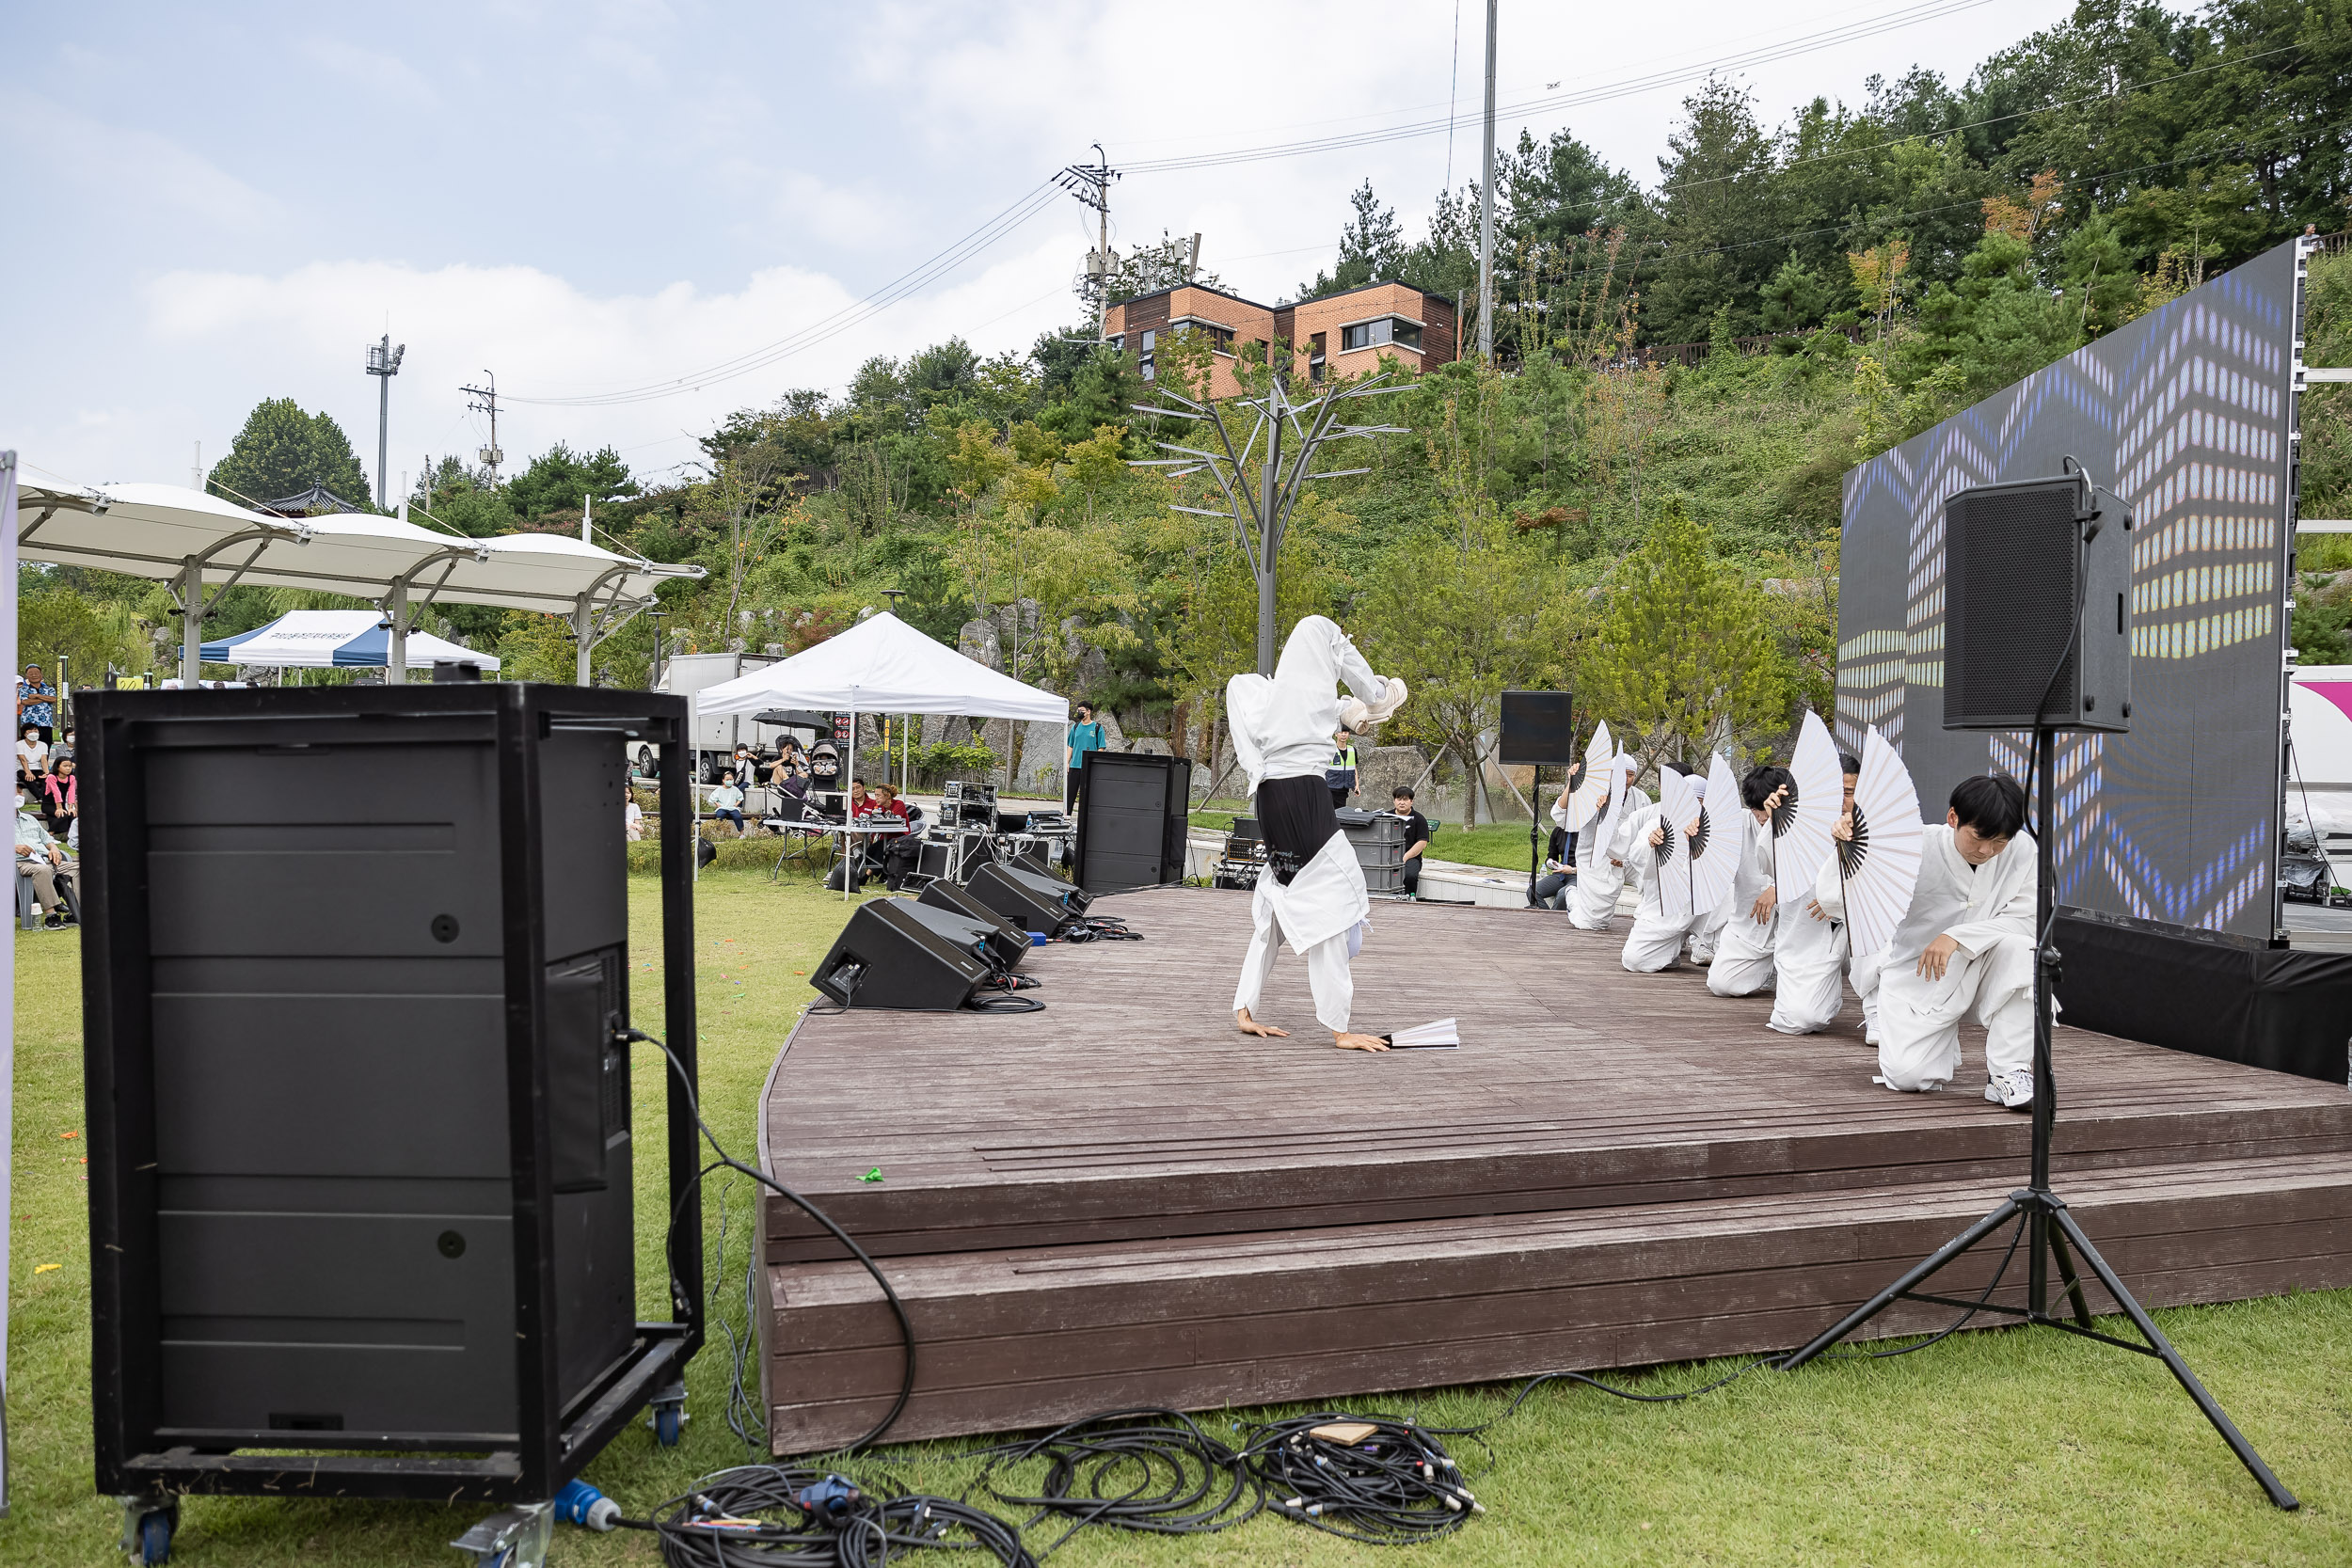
1781, 722, 2296, 1510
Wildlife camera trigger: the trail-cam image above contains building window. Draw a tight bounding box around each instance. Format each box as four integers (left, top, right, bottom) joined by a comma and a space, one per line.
1309, 332, 1327, 382
1172, 317, 1235, 353
1339, 316, 1422, 354
1107, 332, 1124, 351
1139, 328, 1154, 381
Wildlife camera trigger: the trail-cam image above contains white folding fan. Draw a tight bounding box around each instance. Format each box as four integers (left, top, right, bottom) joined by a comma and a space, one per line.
1594, 749, 1638, 863
1653, 764, 1698, 924
1837, 724, 1925, 958
1562, 721, 1615, 832
1684, 750, 1743, 918
1773, 708, 1843, 908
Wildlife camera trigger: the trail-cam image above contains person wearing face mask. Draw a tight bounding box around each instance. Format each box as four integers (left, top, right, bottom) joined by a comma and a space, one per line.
1766, 751, 1866, 1036
1814, 772, 2039, 1107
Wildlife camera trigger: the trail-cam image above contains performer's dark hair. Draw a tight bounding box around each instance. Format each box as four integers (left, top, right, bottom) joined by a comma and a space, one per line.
1949, 772, 2028, 839
1838, 751, 1863, 776
1740, 765, 1793, 809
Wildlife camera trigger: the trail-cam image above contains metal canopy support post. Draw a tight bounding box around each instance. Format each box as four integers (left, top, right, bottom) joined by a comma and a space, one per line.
385, 580, 408, 684
173, 522, 307, 685
568, 565, 653, 687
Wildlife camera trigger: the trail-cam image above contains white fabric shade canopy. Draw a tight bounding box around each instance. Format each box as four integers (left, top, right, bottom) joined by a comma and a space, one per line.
200, 610, 501, 670
696, 611, 1068, 722
14, 480, 702, 682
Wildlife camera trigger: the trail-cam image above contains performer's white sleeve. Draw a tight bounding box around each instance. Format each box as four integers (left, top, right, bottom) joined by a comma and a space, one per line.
1944, 832, 2038, 958
1224, 673, 1271, 792
1812, 851, 1847, 920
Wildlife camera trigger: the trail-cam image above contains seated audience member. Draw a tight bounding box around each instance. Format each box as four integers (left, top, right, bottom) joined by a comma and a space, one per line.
16, 788, 72, 928
1391, 786, 1430, 897
40, 757, 78, 838
1816, 773, 2037, 1107
16, 724, 47, 789
1618, 765, 1711, 973
709, 770, 749, 837
48, 727, 74, 768
1707, 766, 1792, 998
870, 782, 922, 889
1768, 750, 1863, 1036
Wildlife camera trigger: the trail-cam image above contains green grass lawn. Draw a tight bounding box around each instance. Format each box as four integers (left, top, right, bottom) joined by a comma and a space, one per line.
1191, 803, 1546, 873
8, 868, 2352, 1564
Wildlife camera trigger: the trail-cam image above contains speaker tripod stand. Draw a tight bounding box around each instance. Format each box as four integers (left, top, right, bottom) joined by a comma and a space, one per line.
1781, 728, 2297, 1511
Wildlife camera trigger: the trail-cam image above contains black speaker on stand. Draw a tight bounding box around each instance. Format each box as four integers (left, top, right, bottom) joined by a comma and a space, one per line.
1499, 690, 1576, 904
79, 684, 706, 1555
1785, 465, 2295, 1509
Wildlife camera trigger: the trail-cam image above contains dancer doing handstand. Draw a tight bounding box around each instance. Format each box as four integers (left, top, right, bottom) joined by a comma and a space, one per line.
1227, 616, 1407, 1052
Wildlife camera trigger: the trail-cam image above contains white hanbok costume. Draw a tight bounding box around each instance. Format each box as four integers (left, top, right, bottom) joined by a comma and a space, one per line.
1227, 617, 1405, 1033
1766, 853, 1852, 1034
1618, 800, 1704, 973
1816, 824, 2039, 1091
1706, 813, 1778, 997
1563, 782, 1651, 928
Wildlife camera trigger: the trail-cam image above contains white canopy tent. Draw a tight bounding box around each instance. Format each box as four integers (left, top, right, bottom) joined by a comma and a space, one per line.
14, 480, 702, 684
699, 612, 1068, 892
199, 610, 502, 672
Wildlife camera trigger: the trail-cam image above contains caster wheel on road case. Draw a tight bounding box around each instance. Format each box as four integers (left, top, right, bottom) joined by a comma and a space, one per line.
121, 1498, 178, 1565
654, 1403, 683, 1447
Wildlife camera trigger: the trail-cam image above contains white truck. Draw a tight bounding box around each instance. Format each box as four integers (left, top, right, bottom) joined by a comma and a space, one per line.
651, 651, 791, 782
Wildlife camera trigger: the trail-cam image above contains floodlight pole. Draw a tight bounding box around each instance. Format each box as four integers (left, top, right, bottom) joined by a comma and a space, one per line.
1478, 0, 1498, 363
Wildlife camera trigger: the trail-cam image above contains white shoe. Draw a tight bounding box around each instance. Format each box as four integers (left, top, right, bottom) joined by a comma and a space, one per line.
1985, 1069, 2033, 1110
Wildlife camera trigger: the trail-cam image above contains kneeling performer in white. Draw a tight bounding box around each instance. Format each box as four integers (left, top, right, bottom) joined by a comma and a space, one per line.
1619, 764, 1711, 973
1816, 773, 2039, 1105
1767, 746, 1861, 1035
1227, 615, 1407, 1052
1707, 765, 1792, 997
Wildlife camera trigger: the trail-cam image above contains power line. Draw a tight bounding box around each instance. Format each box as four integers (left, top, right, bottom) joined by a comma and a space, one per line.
504, 182, 1060, 408
1121, 0, 1996, 174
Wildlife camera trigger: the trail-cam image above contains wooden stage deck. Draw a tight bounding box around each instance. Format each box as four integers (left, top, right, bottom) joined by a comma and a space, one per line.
757, 886, 2352, 1452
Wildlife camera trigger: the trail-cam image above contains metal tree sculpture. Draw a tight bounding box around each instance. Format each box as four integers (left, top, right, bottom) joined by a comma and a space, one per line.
1130, 372, 1407, 674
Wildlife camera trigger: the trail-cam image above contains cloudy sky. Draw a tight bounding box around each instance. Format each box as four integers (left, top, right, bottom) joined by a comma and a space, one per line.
7, 0, 2074, 499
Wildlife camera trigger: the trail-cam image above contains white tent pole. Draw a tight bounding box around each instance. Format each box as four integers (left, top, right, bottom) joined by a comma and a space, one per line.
179, 557, 202, 686
845, 706, 857, 901
386, 580, 408, 684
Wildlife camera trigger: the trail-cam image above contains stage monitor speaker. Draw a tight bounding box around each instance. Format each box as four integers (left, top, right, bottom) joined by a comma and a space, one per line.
1943, 471, 2133, 733
966, 862, 1076, 933
1074, 751, 1192, 893
1001, 861, 1093, 915
78, 683, 703, 1508
812, 899, 993, 1009
916, 880, 1030, 971
1499, 690, 1577, 766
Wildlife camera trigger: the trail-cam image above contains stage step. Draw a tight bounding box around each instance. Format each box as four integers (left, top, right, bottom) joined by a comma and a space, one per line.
763, 1150, 2352, 1452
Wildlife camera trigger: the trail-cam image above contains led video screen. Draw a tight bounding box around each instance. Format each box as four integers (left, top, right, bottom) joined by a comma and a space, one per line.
1837, 237, 2302, 941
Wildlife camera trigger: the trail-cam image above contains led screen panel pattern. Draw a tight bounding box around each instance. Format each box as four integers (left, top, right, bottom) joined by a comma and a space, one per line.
1836, 238, 2299, 941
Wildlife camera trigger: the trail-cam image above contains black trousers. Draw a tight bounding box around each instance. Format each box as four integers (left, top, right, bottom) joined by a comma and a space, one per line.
1530, 869, 1573, 909
1066, 768, 1084, 812
1401, 857, 1422, 896
1256, 774, 1341, 886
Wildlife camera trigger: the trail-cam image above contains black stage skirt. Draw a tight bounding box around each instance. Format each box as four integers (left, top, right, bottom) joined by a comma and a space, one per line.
1254, 773, 1341, 886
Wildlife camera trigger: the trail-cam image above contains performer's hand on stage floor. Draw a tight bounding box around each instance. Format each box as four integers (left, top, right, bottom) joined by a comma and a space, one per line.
1333, 1032, 1391, 1052
1235, 1008, 1289, 1038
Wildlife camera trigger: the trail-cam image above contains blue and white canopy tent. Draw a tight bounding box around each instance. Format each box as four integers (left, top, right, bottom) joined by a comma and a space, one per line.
199, 609, 501, 671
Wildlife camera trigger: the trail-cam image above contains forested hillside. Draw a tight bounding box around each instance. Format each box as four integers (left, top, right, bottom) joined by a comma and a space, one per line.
22, 0, 2350, 814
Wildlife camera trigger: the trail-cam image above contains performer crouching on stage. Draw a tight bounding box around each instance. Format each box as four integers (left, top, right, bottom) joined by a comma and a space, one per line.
1768, 749, 1863, 1036
1227, 615, 1408, 1052
1706, 765, 1792, 997
1618, 767, 1708, 973
1564, 764, 1649, 929
1816, 773, 2039, 1106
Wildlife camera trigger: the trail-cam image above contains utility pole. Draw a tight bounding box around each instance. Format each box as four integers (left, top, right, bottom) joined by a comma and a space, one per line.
1056, 146, 1120, 342
461, 372, 504, 483
191, 440, 202, 490
1479, 0, 1499, 364
366, 335, 405, 510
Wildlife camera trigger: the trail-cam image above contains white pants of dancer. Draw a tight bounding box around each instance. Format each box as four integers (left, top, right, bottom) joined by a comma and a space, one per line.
1687, 902, 1730, 964
1873, 933, 2037, 1091
1232, 911, 1357, 1033
1767, 908, 1848, 1033
1707, 908, 1776, 996
1621, 913, 1699, 973
1851, 948, 1886, 1042
1568, 862, 1621, 928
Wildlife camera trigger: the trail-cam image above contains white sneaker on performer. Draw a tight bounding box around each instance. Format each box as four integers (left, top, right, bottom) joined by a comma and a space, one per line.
1985, 1069, 2034, 1110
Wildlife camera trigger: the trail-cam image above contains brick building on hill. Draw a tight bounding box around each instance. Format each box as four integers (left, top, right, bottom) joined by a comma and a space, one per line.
1104, 280, 1459, 398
